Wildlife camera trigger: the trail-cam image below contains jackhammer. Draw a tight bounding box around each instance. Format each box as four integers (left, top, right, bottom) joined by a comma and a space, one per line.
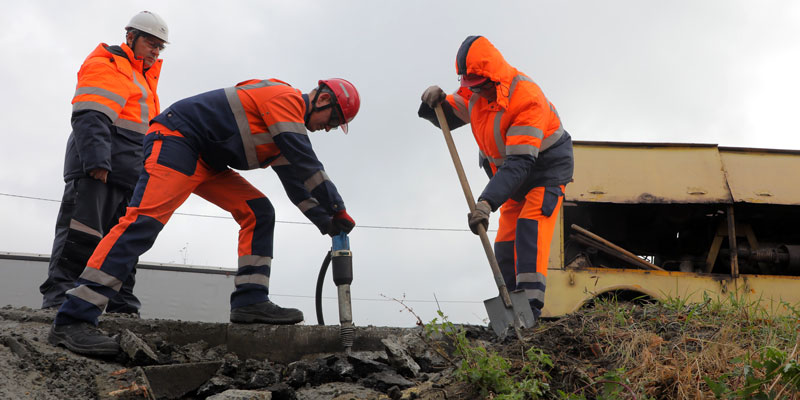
315, 232, 355, 352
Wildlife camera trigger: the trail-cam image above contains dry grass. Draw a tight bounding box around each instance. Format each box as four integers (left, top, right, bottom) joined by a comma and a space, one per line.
484, 296, 800, 399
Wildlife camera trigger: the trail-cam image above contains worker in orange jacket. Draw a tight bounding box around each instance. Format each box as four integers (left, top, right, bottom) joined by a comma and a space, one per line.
39, 11, 169, 314
48, 78, 360, 356
419, 36, 574, 319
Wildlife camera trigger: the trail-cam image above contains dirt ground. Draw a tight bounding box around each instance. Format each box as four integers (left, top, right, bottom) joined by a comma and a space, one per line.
0, 306, 464, 400
1, 301, 790, 399
0, 309, 121, 399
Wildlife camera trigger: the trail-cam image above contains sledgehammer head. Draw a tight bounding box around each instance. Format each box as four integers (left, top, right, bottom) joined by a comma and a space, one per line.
483, 289, 536, 338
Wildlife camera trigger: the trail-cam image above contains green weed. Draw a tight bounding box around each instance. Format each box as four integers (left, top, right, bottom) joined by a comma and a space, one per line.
425, 310, 552, 399
705, 345, 800, 399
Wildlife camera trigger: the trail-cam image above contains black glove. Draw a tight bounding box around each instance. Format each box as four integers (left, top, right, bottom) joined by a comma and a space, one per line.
421, 85, 446, 108
329, 210, 356, 236
467, 200, 491, 235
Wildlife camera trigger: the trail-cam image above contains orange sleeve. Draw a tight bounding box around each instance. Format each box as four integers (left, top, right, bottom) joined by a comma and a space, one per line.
445, 89, 472, 123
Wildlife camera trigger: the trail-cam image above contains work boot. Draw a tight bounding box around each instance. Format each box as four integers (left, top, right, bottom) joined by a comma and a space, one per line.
230, 301, 304, 325
48, 322, 120, 356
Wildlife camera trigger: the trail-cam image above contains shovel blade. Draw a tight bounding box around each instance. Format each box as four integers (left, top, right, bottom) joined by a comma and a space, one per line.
484, 290, 536, 337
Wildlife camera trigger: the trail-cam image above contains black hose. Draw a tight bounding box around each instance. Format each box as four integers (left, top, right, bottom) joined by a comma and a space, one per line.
315, 251, 332, 325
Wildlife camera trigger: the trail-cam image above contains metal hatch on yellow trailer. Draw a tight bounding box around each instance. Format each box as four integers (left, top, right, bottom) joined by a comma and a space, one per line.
541, 141, 800, 318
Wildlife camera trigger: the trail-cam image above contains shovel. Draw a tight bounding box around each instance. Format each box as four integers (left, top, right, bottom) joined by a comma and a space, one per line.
433, 105, 536, 339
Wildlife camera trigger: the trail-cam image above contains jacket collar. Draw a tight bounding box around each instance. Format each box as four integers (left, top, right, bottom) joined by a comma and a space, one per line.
88, 42, 162, 79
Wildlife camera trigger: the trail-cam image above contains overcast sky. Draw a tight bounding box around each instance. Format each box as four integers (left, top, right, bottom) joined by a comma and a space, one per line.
1, 1, 799, 327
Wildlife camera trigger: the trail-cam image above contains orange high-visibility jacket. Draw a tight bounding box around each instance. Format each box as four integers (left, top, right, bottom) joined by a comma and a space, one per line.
420, 36, 573, 209
151, 79, 345, 230
63, 43, 163, 189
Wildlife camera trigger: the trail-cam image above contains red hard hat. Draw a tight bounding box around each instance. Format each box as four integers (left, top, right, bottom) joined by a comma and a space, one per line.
319, 78, 360, 133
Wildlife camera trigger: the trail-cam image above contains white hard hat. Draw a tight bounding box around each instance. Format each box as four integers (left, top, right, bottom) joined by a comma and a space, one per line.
125, 11, 169, 43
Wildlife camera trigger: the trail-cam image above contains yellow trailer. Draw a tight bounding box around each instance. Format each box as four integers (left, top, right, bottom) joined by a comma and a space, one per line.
542, 141, 800, 317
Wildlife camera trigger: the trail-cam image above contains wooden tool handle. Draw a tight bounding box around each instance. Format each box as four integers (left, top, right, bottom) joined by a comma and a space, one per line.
434, 105, 513, 307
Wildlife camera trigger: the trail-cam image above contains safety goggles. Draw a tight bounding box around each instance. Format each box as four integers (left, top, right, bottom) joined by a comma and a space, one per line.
142, 36, 166, 52
323, 89, 345, 130
326, 105, 344, 130
469, 80, 495, 93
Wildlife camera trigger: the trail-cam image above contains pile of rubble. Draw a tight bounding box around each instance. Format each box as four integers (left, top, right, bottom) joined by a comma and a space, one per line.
0, 306, 476, 399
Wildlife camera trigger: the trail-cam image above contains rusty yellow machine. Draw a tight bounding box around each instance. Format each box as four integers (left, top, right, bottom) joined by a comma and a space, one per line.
542, 141, 800, 317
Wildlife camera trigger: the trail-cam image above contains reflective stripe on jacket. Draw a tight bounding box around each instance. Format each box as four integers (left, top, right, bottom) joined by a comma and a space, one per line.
63, 43, 163, 189
151, 79, 345, 226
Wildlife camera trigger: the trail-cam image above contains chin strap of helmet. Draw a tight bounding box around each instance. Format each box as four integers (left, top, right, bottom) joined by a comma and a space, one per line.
304, 84, 339, 126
